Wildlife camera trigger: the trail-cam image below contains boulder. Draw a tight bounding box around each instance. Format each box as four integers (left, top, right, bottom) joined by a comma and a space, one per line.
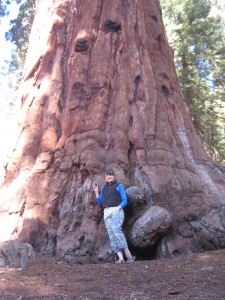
130, 206, 172, 248
0, 240, 35, 267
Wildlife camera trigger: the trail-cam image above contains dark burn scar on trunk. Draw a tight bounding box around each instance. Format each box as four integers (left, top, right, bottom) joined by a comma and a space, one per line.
103, 20, 121, 33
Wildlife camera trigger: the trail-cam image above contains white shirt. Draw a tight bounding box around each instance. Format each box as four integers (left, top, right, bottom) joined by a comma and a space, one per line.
103, 207, 119, 219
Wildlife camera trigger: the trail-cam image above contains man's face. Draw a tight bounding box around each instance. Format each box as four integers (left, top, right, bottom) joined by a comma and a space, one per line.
105, 174, 115, 182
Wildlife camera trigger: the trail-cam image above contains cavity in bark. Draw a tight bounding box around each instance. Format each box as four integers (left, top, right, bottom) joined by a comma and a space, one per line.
40, 95, 49, 106
129, 116, 133, 127
104, 20, 121, 33
128, 141, 136, 168
57, 100, 62, 112
162, 85, 170, 96
81, 170, 89, 184
56, 119, 62, 141
75, 39, 89, 52
133, 75, 141, 101
30, 231, 38, 246
156, 34, 163, 51
151, 15, 158, 21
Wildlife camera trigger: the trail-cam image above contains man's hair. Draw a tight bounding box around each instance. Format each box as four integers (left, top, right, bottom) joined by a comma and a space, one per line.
104, 169, 114, 175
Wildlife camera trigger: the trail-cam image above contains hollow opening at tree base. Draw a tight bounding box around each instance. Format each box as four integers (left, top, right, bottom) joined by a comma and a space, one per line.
128, 243, 159, 261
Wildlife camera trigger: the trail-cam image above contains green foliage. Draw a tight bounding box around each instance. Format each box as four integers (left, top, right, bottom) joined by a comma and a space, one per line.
0, 0, 11, 18
5, 0, 36, 84
161, 0, 225, 162
0, 0, 36, 121
0, 1, 24, 18
210, 0, 225, 22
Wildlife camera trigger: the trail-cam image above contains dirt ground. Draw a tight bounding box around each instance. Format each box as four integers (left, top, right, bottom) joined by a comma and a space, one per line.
0, 249, 224, 300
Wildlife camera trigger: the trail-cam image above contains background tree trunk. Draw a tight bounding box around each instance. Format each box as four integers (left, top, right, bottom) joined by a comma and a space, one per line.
0, 0, 225, 262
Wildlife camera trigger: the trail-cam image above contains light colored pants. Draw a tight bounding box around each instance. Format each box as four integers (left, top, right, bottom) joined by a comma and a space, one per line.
104, 209, 128, 253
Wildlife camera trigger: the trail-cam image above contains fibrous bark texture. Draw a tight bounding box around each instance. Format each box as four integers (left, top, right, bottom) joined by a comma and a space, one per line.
0, 0, 225, 263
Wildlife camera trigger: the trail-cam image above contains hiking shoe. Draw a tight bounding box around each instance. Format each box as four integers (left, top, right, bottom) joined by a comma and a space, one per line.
126, 256, 136, 263
115, 259, 125, 264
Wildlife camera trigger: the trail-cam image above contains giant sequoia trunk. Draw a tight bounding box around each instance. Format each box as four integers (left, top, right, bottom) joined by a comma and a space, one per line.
0, 0, 225, 263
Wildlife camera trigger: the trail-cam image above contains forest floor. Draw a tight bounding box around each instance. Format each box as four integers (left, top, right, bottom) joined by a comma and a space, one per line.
0, 248, 224, 300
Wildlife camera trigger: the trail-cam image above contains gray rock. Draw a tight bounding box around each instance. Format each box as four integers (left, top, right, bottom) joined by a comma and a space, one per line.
130, 206, 172, 248
0, 240, 35, 267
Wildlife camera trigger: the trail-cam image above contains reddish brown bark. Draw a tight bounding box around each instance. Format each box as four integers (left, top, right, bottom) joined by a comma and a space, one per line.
0, 0, 225, 262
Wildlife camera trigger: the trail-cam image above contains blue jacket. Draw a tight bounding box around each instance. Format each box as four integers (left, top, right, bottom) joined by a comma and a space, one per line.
96, 181, 128, 209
